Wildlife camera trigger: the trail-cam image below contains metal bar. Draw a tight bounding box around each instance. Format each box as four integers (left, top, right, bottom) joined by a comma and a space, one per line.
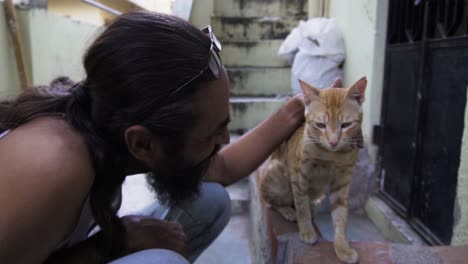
447, 0, 464, 36
409, 218, 444, 245
81, 0, 122, 16
436, 0, 448, 38
3, 0, 31, 90
404, 0, 413, 42
407, 0, 430, 238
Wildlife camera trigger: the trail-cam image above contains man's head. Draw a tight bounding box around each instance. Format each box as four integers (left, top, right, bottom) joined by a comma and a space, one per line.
129, 69, 231, 205
82, 11, 230, 205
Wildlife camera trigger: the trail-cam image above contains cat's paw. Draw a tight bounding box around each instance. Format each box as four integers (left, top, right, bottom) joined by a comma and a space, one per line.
335, 246, 359, 264
277, 207, 297, 222
299, 230, 318, 244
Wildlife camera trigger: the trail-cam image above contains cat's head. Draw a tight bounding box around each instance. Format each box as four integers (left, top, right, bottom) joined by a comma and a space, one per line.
299, 77, 367, 152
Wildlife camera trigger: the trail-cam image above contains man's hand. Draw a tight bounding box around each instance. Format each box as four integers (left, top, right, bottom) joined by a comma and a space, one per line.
121, 215, 189, 258
280, 94, 305, 128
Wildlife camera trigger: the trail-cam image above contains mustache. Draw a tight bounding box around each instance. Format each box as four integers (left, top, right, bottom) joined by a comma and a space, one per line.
195, 144, 221, 172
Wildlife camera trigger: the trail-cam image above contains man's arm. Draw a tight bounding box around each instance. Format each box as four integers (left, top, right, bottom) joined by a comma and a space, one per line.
204, 95, 304, 186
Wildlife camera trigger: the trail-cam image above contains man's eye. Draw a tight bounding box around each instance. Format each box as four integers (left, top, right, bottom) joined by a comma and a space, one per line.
316, 123, 326, 129
341, 122, 352, 128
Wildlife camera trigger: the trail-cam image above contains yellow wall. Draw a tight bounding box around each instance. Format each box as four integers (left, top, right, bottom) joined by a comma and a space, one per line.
328, 0, 388, 162
48, 0, 137, 25
452, 87, 468, 245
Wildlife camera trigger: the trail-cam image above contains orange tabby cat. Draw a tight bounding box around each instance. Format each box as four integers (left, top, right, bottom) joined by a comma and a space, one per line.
260, 77, 367, 264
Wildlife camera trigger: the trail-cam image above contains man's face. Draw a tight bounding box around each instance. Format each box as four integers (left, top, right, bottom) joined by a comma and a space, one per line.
147, 69, 231, 205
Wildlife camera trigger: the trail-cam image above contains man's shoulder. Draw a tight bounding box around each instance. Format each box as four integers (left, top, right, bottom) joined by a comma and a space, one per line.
0, 116, 95, 188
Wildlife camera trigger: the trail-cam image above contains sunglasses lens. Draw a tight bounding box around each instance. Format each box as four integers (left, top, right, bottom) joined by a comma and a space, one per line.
208, 50, 221, 78
212, 33, 222, 52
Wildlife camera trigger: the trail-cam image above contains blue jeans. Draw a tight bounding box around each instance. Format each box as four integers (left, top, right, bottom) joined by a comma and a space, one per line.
109, 182, 231, 264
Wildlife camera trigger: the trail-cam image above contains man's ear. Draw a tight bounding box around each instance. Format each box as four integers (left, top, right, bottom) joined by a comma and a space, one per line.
124, 125, 162, 167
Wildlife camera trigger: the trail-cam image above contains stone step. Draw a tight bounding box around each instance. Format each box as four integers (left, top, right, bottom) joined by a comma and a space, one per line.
222, 40, 289, 67
195, 213, 253, 264
226, 177, 250, 215
212, 16, 303, 41
214, 0, 307, 18
249, 168, 392, 264
229, 97, 284, 132
227, 67, 292, 96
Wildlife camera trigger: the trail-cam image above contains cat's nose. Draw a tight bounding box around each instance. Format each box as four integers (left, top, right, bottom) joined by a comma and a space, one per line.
329, 141, 338, 147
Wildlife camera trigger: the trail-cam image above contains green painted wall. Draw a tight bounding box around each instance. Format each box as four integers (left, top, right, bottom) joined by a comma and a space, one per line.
452, 87, 468, 245
24, 9, 99, 85
328, 0, 388, 162
0, 2, 22, 100
0, 5, 100, 101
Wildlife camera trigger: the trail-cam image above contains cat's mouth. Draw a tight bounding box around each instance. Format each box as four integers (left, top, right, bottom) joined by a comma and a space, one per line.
327, 144, 341, 152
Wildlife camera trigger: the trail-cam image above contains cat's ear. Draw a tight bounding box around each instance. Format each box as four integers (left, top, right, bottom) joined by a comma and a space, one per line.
348, 77, 367, 104
299, 79, 320, 105
331, 78, 343, 88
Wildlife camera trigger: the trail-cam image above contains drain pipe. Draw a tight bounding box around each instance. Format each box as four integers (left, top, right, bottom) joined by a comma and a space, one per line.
3, 0, 31, 90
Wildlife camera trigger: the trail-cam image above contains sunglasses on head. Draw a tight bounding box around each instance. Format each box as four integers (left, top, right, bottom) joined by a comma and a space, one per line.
169, 25, 222, 97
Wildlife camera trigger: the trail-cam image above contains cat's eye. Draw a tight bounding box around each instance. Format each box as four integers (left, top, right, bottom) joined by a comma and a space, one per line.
316, 123, 326, 129
341, 122, 352, 128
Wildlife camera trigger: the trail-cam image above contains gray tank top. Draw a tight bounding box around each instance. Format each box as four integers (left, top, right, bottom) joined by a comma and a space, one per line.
0, 129, 122, 250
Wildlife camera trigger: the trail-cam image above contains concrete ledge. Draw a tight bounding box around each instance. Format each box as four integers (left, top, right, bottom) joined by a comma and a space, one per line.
365, 196, 426, 245
249, 171, 273, 264
212, 16, 304, 41
214, 0, 307, 17
227, 67, 292, 96
229, 98, 284, 131
222, 40, 289, 67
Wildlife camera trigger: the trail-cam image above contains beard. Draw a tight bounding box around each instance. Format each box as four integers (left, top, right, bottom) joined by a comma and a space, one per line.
146, 144, 221, 206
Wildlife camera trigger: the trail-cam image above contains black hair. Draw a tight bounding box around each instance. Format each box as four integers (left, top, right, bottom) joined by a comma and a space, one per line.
0, 11, 213, 260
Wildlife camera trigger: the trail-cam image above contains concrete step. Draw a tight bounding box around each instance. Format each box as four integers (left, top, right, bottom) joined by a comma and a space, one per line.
229, 97, 284, 132
226, 177, 250, 215
249, 168, 392, 264
195, 212, 252, 264
222, 40, 289, 67
212, 16, 303, 41
227, 67, 292, 96
214, 0, 307, 18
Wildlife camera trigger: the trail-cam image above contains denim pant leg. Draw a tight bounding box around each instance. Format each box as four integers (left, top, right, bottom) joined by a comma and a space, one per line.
140, 182, 232, 263
108, 249, 189, 264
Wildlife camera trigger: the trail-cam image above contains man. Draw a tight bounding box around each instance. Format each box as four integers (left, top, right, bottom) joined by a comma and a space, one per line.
0, 11, 304, 263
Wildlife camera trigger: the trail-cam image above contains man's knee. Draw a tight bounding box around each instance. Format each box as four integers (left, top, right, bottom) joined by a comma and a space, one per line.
198, 182, 231, 221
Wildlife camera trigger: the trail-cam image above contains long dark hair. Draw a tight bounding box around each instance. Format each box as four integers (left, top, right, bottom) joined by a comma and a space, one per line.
0, 11, 213, 260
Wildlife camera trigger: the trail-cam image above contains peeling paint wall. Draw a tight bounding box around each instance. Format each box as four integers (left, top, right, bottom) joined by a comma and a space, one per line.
452, 87, 468, 245
328, 0, 389, 162
190, 0, 213, 27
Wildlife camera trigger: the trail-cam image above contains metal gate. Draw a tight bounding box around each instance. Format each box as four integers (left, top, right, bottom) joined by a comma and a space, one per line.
377, 0, 468, 245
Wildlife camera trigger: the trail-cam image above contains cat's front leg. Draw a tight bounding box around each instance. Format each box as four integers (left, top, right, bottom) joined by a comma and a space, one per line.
330, 181, 358, 264
291, 179, 317, 244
